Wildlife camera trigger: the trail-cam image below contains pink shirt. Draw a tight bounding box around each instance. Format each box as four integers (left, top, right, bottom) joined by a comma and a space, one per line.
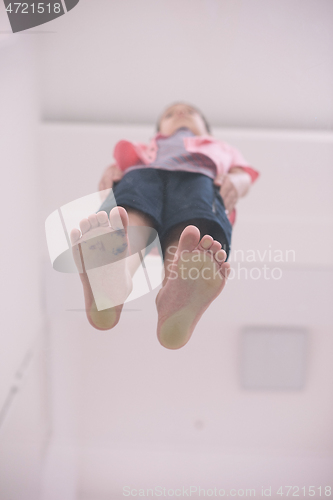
124, 128, 217, 179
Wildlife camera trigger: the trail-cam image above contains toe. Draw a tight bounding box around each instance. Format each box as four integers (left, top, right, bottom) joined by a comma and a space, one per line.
219, 262, 231, 279
96, 211, 109, 226
88, 214, 98, 228
215, 249, 227, 264
209, 241, 222, 254
199, 235, 214, 250
109, 206, 129, 231
177, 225, 201, 253
79, 218, 90, 234
70, 228, 81, 245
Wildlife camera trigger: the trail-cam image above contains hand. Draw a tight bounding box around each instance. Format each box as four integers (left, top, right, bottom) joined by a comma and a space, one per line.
214, 167, 252, 214
214, 173, 239, 214
98, 163, 124, 201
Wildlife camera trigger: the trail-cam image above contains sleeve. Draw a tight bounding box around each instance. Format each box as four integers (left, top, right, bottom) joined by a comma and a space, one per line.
228, 145, 260, 183
113, 140, 144, 171
228, 209, 236, 226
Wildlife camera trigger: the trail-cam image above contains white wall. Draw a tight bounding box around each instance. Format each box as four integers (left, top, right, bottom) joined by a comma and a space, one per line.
0, 31, 49, 500
0, 336, 49, 500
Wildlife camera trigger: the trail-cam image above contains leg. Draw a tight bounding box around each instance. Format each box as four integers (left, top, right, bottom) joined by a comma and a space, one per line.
98, 168, 164, 280
71, 206, 154, 331
156, 221, 231, 350
123, 206, 157, 277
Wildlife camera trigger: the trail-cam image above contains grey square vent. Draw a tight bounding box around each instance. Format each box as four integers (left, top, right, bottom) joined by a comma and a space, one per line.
240, 327, 307, 390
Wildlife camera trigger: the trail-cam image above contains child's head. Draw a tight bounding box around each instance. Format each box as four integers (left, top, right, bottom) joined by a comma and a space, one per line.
157, 102, 211, 137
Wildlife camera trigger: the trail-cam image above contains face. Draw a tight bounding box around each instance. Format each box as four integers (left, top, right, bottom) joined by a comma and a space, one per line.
158, 103, 208, 136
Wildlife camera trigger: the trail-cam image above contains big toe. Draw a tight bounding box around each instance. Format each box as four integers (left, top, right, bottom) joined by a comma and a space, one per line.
177, 225, 201, 253
109, 206, 129, 231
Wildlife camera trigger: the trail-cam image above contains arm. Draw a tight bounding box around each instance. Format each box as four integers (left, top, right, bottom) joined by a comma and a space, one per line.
98, 162, 124, 201
214, 167, 252, 214
227, 166, 252, 197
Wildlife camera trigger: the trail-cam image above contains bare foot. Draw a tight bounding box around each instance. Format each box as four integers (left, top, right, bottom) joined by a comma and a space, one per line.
70, 207, 132, 330
156, 226, 230, 349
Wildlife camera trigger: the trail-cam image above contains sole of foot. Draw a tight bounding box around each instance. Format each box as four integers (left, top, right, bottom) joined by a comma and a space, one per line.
70, 207, 132, 330
156, 225, 230, 349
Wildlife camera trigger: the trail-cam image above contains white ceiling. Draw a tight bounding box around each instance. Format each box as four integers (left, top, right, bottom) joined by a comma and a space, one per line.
36, 0, 333, 130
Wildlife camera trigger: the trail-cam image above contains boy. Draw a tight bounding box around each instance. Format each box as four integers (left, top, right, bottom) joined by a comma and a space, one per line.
70, 103, 259, 349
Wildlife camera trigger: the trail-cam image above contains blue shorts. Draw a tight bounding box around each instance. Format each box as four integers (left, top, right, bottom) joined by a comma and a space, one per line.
99, 168, 232, 258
